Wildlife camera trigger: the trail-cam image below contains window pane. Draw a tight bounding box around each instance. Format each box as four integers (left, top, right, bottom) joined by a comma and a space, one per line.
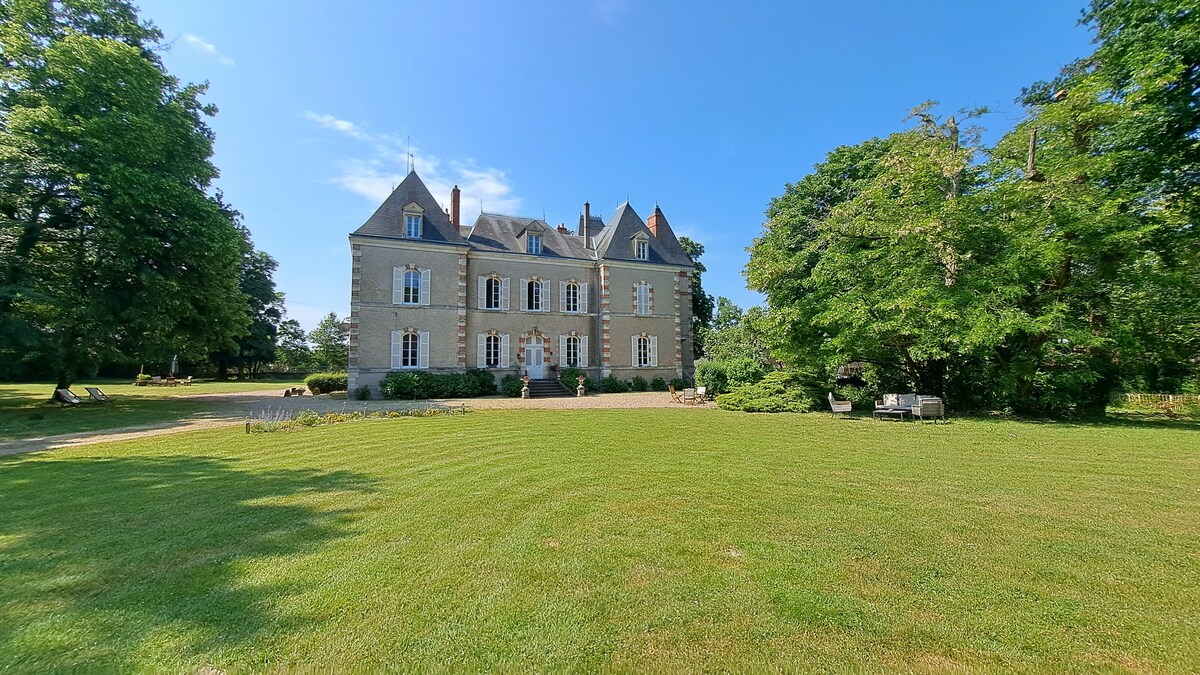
528, 281, 541, 311
566, 283, 578, 313
486, 278, 499, 309
404, 270, 420, 303
402, 333, 418, 367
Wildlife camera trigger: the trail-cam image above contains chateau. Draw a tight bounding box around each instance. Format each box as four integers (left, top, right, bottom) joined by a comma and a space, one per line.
347, 171, 695, 393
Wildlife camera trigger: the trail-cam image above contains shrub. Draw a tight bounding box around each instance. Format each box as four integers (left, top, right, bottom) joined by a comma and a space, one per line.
670, 377, 689, 390
306, 372, 348, 395
559, 367, 592, 394
716, 371, 817, 413
466, 368, 497, 395
650, 376, 667, 391
380, 370, 497, 400
500, 374, 524, 398
599, 375, 628, 393
630, 376, 648, 392
694, 359, 729, 395
353, 385, 371, 400
724, 357, 767, 388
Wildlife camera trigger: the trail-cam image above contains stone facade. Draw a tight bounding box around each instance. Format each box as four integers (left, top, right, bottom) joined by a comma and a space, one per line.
348, 171, 695, 393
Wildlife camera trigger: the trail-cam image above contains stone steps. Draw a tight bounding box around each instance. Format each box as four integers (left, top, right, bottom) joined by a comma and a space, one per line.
525, 378, 573, 398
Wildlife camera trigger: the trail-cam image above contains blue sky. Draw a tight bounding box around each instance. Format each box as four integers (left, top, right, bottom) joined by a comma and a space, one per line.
138, 0, 1095, 331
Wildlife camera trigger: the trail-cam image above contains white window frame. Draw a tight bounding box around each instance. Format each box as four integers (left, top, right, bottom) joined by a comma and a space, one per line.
631, 335, 658, 368
528, 279, 543, 311
527, 233, 542, 255
393, 267, 431, 306
636, 284, 650, 315
405, 214, 422, 238
564, 282, 579, 313
485, 334, 501, 368
403, 270, 420, 304
481, 276, 509, 310
635, 239, 649, 260
566, 335, 580, 367
392, 330, 430, 369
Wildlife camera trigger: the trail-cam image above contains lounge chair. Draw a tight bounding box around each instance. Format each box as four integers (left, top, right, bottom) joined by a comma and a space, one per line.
828, 392, 852, 417
180, 376, 193, 386
913, 397, 946, 423
84, 387, 112, 403
695, 386, 707, 402
55, 389, 85, 406
150, 375, 162, 386
668, 385, 683, 404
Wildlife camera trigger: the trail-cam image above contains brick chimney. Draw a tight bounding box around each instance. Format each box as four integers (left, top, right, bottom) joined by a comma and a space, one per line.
557, 223, 570, 234
647, 203, 666, 239
450, 184, 461, 232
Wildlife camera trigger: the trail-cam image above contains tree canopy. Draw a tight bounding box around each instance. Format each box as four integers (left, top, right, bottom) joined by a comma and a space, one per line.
746, 0, 1200, 414
0, 0, 257, 387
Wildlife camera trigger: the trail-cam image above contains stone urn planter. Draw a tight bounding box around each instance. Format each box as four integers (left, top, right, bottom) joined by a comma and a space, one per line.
576, 374, 587, 397
521, 374, 531, 399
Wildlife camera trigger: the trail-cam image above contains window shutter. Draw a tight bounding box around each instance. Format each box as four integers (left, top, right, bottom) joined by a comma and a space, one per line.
501, 277, 510, 310
418, 331, 430, 369
392, 268, 403, 305
650, 336, 658, 367
519, 278, 528, 311
559, 281, 567, 312
477, 276, 486, 309
580, 335, 588, 368
500, 333, 510, 368
631, 335, 638, 367
580, 283, 588, 313
391, 331, 402, 369
477, 333, 486, 369
419, 269, 431, 306
648, 287, 653, 314
559, 334, 567, 364
540, 282, 549, 312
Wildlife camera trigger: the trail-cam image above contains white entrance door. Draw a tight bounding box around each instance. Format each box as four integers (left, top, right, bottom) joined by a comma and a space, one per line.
524, 337, 545, 378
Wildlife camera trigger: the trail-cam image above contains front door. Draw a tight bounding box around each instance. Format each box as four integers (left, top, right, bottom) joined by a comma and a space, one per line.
524, 338, 544, 378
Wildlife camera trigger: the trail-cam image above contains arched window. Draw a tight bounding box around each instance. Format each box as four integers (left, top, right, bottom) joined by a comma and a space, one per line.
636, 336, 651, 367
486, 277, 502, 309
527, 280, 543, 311
485, 334, 501, 368
401, 333, 419, 368
635, 284, 650, 315
403, 270, 420, 304
565, 335, 580, 367
565, 282, 579, 313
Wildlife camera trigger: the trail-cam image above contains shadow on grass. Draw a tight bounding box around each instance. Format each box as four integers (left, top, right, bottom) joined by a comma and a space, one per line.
0, 455, 377, 670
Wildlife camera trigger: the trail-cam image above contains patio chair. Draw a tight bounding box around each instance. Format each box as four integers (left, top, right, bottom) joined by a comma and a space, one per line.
695, 386, 707, 402
682, 387, 698, 405
912, 397, 946, 423
828, 392, 852, 417
668, 385, 683, 404
149, 376, 162, 386
55, 389, 85, 406
84, 387, 112, 403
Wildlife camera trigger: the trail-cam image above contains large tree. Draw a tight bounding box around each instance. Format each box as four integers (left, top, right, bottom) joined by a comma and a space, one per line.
0, 0, 249, 388
211, 233, 283, 379
310, 312, 349, 372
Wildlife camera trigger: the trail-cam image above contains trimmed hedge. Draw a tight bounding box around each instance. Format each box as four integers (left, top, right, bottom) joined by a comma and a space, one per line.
650, 376, 667, 391
599, 375, 628, 393
379, 369, 497, 400
630, 376, 648, 392
716, 371, 817, 413
305, 372, 348, 395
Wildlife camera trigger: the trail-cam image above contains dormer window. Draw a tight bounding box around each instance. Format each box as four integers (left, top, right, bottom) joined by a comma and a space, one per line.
634, 236, 649, 260
527, 233, 542, 255
402, 202, 424, 238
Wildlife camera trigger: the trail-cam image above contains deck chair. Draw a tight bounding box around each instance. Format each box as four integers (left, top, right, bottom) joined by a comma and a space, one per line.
669, 385, 683, 403
828, 391, 852, 417
55, 389, 85, 406
682, 387, 698, 405
695, 386, 707, 402
84, 387, 112, 403
180, 376, 193, 385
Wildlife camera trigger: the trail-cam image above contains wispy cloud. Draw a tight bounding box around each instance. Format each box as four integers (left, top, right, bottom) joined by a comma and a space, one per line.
302, 111, 522, 217
181, 34, 235, 66
593, 0, 628, 25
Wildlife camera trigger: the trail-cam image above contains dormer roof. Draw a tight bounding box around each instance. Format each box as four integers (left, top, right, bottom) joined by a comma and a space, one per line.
593, 203, 693, 267
352, 171, 465, 244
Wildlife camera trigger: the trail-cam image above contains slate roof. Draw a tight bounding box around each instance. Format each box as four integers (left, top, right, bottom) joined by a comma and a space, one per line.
467, 213, 593, 260
592, 203, 694, 267
351, 171, 466, 245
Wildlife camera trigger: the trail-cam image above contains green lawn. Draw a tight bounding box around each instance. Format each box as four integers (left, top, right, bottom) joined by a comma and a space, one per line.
1, 410, 1197, 670
0, 379, 305, 441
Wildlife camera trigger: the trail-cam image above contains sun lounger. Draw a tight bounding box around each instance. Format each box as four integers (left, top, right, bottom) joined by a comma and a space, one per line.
84, 387, 112, 403
54, 389, 85, 406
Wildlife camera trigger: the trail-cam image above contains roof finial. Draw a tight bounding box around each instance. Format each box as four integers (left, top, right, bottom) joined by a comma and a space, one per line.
406, 136, 414, 173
